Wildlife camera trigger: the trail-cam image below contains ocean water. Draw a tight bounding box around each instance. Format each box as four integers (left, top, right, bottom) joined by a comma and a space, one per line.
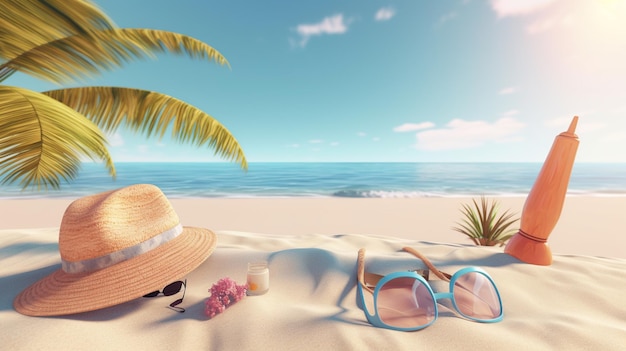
1, 162, 625, 198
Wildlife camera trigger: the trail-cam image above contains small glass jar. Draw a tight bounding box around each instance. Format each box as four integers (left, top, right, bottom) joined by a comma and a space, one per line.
247, 261, 269, 295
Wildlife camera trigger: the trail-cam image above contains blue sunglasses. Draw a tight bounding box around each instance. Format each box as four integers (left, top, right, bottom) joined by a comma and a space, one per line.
357, 247, 503, 331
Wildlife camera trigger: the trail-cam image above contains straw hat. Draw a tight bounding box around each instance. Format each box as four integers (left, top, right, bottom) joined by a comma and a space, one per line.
14, 184, 217, 316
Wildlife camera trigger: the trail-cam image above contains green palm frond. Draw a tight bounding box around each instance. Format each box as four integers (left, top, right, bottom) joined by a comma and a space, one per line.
0, 0, 116, 62
44, 87, 247, 169
0, 28, 230, 84
1, 0, 246, 190
0, 86, 115, 190
452, 196, 519, 246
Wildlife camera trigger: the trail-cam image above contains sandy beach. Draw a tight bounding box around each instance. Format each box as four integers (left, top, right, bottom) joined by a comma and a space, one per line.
2, 195, 626, 350
4, 0, 626, 348
2, 196, 624, 258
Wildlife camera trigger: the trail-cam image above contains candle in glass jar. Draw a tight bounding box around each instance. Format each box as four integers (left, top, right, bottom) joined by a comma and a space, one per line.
247, 261, 269, 295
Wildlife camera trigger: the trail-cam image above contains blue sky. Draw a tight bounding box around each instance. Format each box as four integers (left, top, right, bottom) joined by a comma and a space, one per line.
9, 0, 626, 162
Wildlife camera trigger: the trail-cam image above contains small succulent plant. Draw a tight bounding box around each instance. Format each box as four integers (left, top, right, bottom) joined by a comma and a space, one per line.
453, 196, 519, 246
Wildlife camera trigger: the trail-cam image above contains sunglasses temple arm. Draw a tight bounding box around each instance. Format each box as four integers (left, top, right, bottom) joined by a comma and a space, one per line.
402, 247, 451, 282
357, 249, 375, 294
168, 280, 187, 312
180, 280, 187, 302
358, 249, 434, 288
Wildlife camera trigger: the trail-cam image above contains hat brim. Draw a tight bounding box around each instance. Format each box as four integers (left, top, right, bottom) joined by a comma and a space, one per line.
14, 227, 216, 316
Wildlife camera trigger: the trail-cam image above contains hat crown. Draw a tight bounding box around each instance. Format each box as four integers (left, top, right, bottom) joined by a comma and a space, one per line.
59, 184, 180, 263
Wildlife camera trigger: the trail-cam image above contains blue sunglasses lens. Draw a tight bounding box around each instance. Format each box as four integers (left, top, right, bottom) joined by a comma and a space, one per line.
453, 272, 501, 320
378, 277, 435, 329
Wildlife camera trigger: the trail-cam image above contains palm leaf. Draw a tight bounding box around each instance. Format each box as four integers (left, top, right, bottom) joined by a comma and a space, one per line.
0, 0, 116, 62
44, 87, 247, 169
0, 85, 115, 189
0, 28, 230, 84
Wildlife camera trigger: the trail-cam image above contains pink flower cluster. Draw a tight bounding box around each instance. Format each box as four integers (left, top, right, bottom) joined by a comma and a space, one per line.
205, 277, 247, 319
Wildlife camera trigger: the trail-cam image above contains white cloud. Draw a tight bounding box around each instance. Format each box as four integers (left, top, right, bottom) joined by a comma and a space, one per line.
372, 137, 381, 142
295, 14, 349, 47
309, 139, 324, 144
393, 122, 435, 132
501, 109, 520, 117
287, 143, 300, 148
297, 15, 348, 36
498, 86, 518, 95
137, 145, 149, 153
613, 104, 626, 114
357, 132, 367, 137
527, 17, 557, 34
415, 117, 525, 150
375, 7, 395, 21
544, 116, 575, 128
601, 131, 626, 143
490, 0, 555, 18
330, 142, 340, 146
545, 116, 604, 134
107, 132, 124, 147
578, 122, 606, 134
526, 13, 574, 34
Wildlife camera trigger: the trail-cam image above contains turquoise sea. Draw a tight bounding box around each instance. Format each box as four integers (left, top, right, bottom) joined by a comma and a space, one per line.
1, 162, 625, 198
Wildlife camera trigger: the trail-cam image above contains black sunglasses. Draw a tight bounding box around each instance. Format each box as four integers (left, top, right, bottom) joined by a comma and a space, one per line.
143, 279, 187, 313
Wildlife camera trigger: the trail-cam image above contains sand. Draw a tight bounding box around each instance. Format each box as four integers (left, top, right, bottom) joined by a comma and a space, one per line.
1, 196, 625, 350
1, 196, 625, 258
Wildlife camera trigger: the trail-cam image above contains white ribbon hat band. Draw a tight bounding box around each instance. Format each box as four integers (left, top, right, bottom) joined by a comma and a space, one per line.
61, 224, 184, 274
